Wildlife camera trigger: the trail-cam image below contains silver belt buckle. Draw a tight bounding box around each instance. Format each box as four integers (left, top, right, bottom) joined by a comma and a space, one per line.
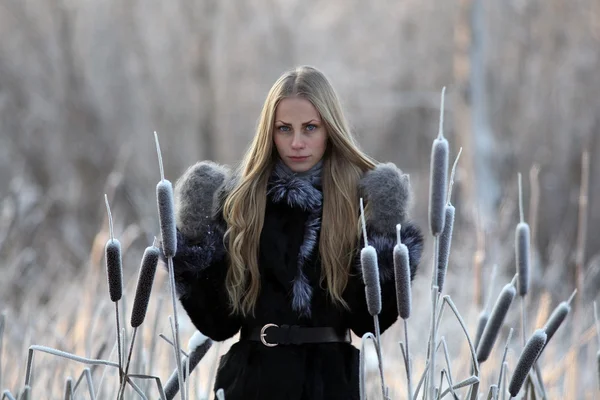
260, 323, 279, 347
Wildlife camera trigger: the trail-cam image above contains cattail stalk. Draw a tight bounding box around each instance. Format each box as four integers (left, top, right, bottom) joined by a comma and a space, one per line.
475, 264, 497, 351
358, 198, 387, 399
155, 131, 185, 400
477, 281, 517, 363
437, 205, 455, 292
516, 173, 530, 348
429, 87, 449, 239
437, 148, 462, 292
104, 195, 123, 382
509, 329, 547, 398
497, 328, 514, 390
426, 88, 450, 400
118, 241, 161, 399
486, 384, 498, 400
164, 332, 213, 400
394, 224, 412, 399
63, 377, 73, 400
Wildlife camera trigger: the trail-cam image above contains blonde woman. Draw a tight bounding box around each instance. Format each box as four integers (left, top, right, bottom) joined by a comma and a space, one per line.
170, 66, 423, 399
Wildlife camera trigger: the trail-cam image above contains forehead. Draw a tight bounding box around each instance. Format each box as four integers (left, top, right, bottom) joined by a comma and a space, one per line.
275, 97, 320, 121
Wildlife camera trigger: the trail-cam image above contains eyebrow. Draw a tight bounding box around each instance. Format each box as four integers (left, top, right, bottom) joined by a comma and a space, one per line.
275, 119, 320, 125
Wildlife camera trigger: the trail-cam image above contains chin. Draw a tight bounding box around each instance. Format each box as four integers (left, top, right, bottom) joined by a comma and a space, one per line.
287, 164, 311, 173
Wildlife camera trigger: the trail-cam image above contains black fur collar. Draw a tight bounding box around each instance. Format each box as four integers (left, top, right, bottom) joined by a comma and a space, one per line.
267, 161, 323, 318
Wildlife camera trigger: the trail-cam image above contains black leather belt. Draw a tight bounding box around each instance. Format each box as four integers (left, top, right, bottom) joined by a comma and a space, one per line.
241, 324, 351, 347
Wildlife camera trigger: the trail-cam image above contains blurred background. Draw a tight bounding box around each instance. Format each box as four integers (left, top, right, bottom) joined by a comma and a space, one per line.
0, 0, 599, 397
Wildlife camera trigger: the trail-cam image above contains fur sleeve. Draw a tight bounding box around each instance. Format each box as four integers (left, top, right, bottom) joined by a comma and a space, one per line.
344, 163, 424, 337
161, 161, 242, 341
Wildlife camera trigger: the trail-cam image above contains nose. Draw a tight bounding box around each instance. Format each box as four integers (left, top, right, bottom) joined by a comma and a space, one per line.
291, 132, 305, 150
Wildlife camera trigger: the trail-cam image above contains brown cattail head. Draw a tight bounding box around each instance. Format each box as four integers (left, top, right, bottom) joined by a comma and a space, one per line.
428, 136, 449, 236
157, 180, 177, 258
394, 225, 411, 319
515, 222, 530, 296
477, 283, 516, 363
360, 246, 381, 316
105, 238, 123, 302
508, 329, 547, 397
474, 310, 490, 351
437, 204, 455, 292
130, 244, 160, 328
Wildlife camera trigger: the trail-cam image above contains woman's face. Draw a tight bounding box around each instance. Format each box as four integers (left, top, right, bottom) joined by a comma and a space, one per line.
273, 96, 328, 173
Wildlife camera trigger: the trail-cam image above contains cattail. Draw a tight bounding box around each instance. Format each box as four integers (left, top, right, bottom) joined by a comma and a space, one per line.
541, 290, 576, 354
437, 204, 455, 292
104, 195, 123, 302
361, 246, 382, 316
154, 131, 177, 258
515, 173, 530, 296
105, 239, 123, 302
477, 283, 516, 363
473, 310, 490, 351
130, 243, 160, 328
508, 329, 547, 397
429, 87, 449, 236
394, 225, 411, 319
164, 332, 213, 400
157, 180, 177, 258
542, 303, 569, 347
515, 223, 530, 296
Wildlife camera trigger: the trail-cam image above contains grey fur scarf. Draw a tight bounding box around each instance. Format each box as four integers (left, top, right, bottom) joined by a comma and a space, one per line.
267, 160, 323, 318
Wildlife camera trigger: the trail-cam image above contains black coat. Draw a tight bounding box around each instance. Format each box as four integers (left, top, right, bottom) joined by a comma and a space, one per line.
170, 161, 424, 400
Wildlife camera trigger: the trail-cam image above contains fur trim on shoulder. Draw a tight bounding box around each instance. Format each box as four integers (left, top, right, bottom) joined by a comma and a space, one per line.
358, 162, 412, 235
174, 161, 231, 242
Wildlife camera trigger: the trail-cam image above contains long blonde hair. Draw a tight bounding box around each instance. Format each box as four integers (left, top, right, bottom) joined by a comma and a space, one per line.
222, 65, 376, 316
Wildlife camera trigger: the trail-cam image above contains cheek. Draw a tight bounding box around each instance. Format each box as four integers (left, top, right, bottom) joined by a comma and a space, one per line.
273, 134, 286, 153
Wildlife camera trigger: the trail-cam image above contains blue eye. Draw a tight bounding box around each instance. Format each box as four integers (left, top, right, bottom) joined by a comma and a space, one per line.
278, 125, 291, 132
306, 124, 317, 131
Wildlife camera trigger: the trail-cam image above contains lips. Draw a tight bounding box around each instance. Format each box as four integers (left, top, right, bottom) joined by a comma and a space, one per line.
289, 156, 309, 161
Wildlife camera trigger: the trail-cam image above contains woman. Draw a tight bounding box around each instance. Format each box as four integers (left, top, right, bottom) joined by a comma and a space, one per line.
171, 65, 423, 399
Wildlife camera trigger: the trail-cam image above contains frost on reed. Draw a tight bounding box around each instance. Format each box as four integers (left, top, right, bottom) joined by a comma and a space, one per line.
360, 246, 382, 316
358, 198, 387, 399
436, 148, 460, 293
164, 332, 213, 400
131, 241, 160, 328
428, 87, 449, 238
515, 173, 530, 349
104, 196, 123, 303
540, 289, 576, 353
394, 224, 413, 400
104, 195, 124, 381
394, 224, 411, 320
515, 173, 530, 297
508, 329, 547, 398
476, 281, 516, 363
154, 131, 185, 400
